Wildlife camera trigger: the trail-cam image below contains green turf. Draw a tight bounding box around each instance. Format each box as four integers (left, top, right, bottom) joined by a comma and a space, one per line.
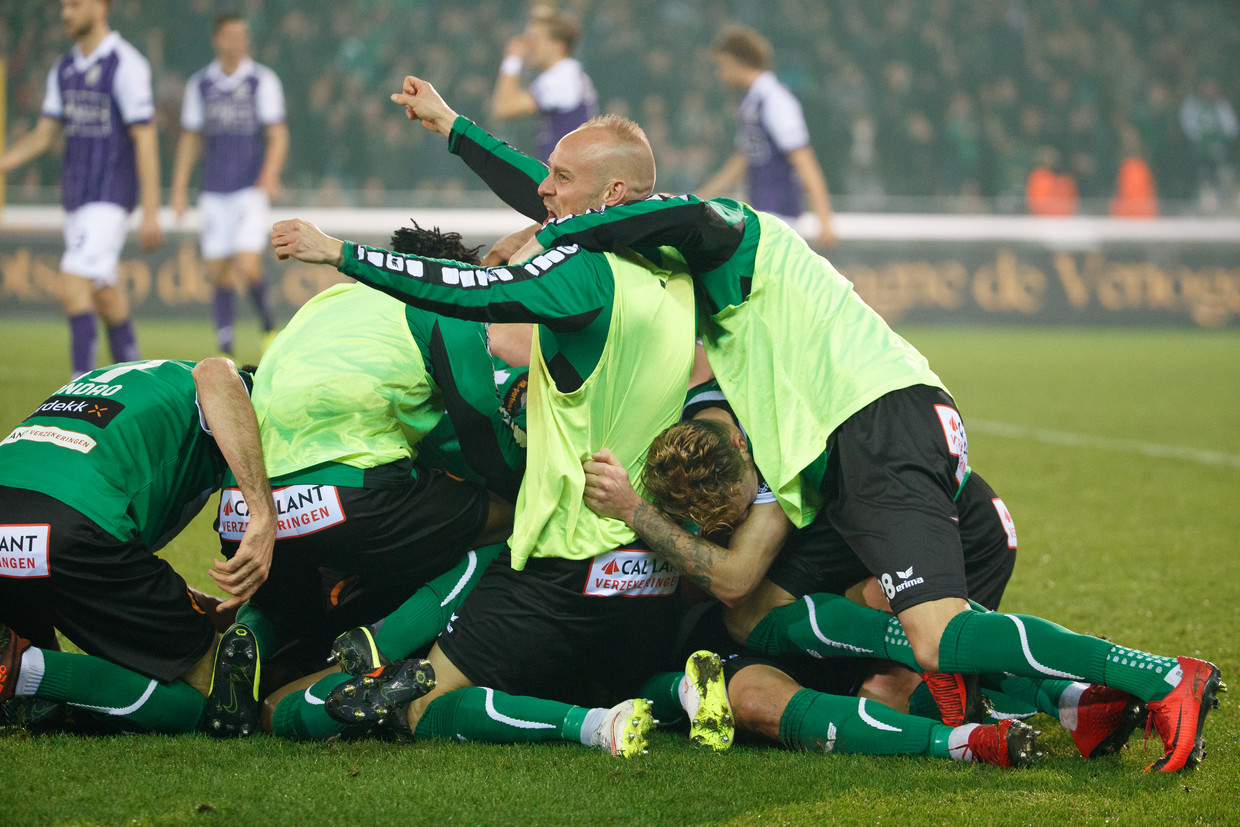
2, 319, 1237, 825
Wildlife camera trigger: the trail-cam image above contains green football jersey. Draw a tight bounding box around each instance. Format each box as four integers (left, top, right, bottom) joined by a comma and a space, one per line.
0, 360, 229, 548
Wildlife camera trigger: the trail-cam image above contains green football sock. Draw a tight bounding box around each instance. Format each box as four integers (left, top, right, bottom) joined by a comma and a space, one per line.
937, 610, 1180, 702
980, 673, 1074, 718
373, 544, 503, 660
746, 594, 921, 671
23, 648, 204, 733
978, 690, 1038, 720
270, 672, 352, 739
414, 687, 595, 746
907, 681, 941, 721
639, 671, 686, 726
906, 679, 1038, 723
236, 603, 286, 661
778, 687, 948, 757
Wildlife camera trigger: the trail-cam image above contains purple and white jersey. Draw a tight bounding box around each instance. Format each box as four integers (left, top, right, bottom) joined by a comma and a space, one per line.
529, 57, 597, 162
736, 71, 809, 219
181, 58, 285, 194
41, 31, 154, 212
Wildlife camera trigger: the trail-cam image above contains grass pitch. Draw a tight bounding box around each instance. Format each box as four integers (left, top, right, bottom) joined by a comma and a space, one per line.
1, 317, 1237, 826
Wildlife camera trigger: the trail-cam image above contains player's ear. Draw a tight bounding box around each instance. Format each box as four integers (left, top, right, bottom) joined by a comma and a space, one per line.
728, 428, 748, 453
601, 179, 628, 207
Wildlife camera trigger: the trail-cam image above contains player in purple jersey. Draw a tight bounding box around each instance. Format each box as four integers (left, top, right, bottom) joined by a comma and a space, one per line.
491, 5, 598, 162
699, 25, 838, 247
0, 0, 161, 379
172, 14, 289, 356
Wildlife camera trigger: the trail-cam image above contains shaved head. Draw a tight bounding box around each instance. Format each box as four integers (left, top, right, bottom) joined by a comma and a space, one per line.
539, 115, 656, 220
569, 115, 656, 200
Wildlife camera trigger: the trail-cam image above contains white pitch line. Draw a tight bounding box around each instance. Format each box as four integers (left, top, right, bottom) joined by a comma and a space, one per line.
967, 419, 1240, 469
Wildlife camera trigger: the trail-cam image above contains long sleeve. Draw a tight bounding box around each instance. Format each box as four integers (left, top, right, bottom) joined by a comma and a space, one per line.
536, 194, 747, 273
340, 241, 615, 391
448, 117, 548, 221
426, 316, 525, 503
534, 195, 759, 315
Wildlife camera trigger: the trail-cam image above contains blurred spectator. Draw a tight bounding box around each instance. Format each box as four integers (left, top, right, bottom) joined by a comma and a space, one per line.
1134, 80, 1193, 202
5, 0, 1240, 213
700, 24, 836, 245
1065, 102, 1116, 201
843, 115, 884, 209
490, 5, 598, 162
1109, 124, 1159, 218
942, 91, 982, 198
1026, 146, 1079, 216
1179, 77, 1239, 210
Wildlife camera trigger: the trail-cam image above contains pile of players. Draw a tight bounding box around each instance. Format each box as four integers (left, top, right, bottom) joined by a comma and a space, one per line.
0, 16, 1224, 775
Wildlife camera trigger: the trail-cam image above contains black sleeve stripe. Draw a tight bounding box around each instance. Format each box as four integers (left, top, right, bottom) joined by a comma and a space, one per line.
545, 351, 585, 394
428, 321, 523, 503
452, 132, 548, 221
542, 198, 744, 273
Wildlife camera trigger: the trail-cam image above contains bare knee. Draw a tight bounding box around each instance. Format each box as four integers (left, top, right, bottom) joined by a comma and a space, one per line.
60, 272, 94, 315
897, 597, 971, 672
856, 663, 922, 714
727, 664, 802, 744
259, 666, 341, 733
92, 283, 130, 325
405, 644, 473, 735
234, 253, 263, 286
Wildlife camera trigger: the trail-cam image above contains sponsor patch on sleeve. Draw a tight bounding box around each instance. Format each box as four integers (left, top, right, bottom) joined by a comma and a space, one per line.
583, 549, 679, 597
217, 484, 346, 542
934, 404, 969, 488
0, 524, 51, 578
991, 498, 1018, 549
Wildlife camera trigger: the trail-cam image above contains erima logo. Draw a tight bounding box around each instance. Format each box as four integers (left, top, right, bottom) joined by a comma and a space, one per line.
892, 565, 925, 593
28, 396, 124, 429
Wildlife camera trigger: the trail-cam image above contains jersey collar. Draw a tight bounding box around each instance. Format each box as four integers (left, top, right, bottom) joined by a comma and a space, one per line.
72, 31, 121, 72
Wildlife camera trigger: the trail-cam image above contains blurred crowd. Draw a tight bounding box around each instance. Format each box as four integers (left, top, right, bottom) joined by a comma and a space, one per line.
4, 0, 1239, 213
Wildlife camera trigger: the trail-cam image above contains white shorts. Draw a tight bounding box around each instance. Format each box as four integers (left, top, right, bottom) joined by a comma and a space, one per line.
60, 202, 130, 286
199, 187, 270, 260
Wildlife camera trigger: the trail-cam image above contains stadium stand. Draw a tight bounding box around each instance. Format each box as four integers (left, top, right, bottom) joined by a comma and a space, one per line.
3, 0, 1239, 213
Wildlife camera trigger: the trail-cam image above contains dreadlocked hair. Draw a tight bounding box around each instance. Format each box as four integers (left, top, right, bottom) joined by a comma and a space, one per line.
389, 221, 483, 265
642, 418, 747, 537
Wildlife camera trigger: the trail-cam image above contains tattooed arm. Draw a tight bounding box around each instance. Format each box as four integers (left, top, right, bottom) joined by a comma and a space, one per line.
583, 449, 791, 606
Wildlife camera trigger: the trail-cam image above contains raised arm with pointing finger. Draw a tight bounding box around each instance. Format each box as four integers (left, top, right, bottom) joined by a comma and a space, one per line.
272, 105, 696, 567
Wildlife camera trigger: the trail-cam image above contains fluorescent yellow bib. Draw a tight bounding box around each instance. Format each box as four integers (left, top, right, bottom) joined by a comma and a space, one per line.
509, 251, 695, 569
704, 212, 944, 527
252, 283, 442, 477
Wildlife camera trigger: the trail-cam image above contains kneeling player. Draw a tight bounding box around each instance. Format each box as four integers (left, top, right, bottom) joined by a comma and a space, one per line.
1, 358, 275, 734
